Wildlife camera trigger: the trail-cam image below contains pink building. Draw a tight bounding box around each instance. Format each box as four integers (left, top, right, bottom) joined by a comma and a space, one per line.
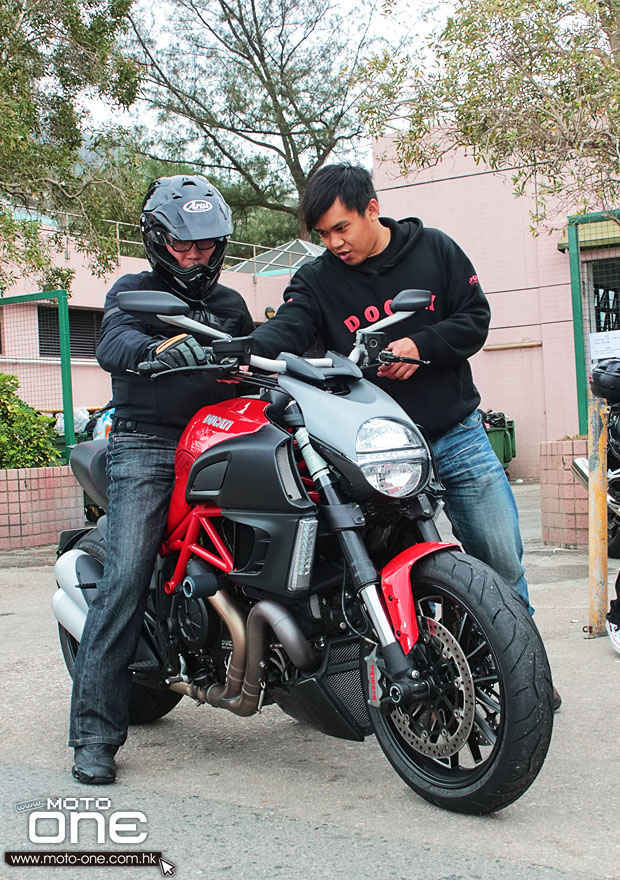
2, 245, 152, 413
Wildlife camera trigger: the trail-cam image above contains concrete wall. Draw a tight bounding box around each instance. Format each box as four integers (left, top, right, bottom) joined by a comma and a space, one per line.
219, 269, 292, 320
0, 465, 86, 549
373, 141, 579, 479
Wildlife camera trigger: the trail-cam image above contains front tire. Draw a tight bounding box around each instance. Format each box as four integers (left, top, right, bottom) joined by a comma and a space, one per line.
57, 532, 183, 725
365, 551, 553, 814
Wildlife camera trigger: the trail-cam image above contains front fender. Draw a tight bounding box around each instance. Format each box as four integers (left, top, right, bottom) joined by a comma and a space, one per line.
381, 542, 460, 654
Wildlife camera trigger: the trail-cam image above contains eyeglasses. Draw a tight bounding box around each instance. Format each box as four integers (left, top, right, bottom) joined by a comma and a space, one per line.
163, 235, 216, 253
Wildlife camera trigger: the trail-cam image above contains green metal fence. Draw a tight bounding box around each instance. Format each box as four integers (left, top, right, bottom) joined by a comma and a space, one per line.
0, 289, 75, 447
567, 211, 620, 435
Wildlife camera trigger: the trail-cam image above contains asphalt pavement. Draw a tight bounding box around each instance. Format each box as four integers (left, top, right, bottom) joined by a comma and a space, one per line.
1, 482, 619, 880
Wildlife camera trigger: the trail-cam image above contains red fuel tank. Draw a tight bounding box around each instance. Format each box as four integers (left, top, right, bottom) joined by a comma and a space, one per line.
166, 398, 271, 533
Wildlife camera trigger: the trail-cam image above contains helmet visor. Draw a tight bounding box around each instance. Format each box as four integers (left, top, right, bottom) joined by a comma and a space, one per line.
150, 229, 223, 253
167, 236, 215, 253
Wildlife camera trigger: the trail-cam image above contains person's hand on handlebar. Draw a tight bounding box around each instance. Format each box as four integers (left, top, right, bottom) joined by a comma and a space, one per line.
142, 333, 210, 374
376, 337, 423, 381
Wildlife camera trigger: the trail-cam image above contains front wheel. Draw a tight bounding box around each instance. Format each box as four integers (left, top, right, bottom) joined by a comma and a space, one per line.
365, 551, 553, 814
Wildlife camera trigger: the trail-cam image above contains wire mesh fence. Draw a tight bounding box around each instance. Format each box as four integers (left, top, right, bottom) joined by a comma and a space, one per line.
0, 290, 75, 446
5, 204, 315, 276
568, 212, 620, 433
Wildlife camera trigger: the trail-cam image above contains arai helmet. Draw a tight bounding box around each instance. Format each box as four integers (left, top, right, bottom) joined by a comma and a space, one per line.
140, 175, 233, 303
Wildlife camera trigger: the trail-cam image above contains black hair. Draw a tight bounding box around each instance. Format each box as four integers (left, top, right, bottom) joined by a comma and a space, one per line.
300, 163, 378, 231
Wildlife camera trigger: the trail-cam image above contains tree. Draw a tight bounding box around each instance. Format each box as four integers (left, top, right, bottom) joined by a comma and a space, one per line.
362, 0, 620, 226
128, 0, 383, 237
0, 0, 140, 291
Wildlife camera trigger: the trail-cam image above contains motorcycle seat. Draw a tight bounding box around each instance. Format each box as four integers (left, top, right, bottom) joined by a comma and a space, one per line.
70, 439, 109, 510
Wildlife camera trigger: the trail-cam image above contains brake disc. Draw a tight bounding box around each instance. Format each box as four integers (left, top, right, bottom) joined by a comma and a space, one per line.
390, 616, 477, 758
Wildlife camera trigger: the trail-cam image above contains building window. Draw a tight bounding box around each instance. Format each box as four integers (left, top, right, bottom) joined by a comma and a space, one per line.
38, 306, 103, 358
588, 258, 620, 333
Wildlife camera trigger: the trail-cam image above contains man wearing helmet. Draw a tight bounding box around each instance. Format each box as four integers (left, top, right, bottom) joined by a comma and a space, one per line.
140, 175, 234, 306
69, 175, 254, 785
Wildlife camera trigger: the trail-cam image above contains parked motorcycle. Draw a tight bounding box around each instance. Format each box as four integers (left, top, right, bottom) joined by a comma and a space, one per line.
53, 288, 553, 815
571, 359, 620, 557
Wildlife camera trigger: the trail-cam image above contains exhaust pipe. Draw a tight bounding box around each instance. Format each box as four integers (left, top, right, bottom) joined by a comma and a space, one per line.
571, 456, 620, 516
54, 548, 319, 719
169, 599, 320, 716
52, 549, 93, 640
207, 589, 247, 701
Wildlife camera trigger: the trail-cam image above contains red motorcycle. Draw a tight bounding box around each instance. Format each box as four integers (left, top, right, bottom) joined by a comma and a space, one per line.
53, 288, 553, 814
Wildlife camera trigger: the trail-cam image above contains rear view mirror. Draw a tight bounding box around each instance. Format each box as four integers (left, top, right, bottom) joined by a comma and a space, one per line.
391, 289, 432, 312
117, 290, 189, 319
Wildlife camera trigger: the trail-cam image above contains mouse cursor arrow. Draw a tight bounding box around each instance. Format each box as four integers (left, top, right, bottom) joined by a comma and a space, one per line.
159, 857, 176, 877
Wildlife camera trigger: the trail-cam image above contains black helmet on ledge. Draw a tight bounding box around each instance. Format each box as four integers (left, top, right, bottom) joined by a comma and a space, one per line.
140, 175, 233, 304
590, 358, 620, 403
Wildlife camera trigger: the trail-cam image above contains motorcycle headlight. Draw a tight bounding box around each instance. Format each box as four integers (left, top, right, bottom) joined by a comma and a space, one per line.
355, 418, 430, 498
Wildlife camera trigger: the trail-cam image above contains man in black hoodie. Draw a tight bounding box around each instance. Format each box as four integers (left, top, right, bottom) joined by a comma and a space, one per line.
252, 164, 559, 700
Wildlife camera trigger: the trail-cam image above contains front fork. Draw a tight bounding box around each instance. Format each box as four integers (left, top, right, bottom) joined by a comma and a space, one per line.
295, 427, 430, 702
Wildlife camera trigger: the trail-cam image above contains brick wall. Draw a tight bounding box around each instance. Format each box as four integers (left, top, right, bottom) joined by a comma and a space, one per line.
0, 466, 86, 550
540, 439, 588, 549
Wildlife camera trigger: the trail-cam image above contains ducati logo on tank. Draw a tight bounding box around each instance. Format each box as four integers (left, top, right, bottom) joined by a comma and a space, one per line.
182, 199, 213, 213
202, 413, 234, 430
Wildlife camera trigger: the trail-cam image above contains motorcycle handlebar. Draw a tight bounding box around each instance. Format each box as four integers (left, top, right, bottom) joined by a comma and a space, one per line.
137, 348, 430, 379
377, 350, 430, 367
133, 311, 431, 378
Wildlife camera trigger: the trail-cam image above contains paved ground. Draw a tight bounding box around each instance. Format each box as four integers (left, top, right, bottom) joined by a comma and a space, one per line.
1, 483, 619, 880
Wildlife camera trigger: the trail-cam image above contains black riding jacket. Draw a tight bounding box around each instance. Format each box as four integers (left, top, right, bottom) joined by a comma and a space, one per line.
96, 270, 255, 437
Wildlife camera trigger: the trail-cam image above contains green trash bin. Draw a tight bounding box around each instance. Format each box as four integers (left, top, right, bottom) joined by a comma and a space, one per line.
485, 419, 516, 470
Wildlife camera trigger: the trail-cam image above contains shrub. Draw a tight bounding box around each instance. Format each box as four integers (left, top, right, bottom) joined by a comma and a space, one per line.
0, 373, 60, 467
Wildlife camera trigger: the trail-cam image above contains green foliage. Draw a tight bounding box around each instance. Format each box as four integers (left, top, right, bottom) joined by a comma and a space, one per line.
102, 152, 307, 253
0, 0, 141, 290
228, 208, 300, 252
0, 374, 60, 468
362, 0, 620, 225
0, 209, 77, 293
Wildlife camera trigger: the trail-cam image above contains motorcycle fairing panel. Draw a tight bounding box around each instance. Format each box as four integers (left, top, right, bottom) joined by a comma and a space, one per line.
380, 542, 460, 653
279, 373, 432, 499
165, 397, 318, 595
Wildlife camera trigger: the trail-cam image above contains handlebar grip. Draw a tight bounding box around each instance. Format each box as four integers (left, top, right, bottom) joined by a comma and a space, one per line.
137, 360, 169, 375
378, 350, 430, 366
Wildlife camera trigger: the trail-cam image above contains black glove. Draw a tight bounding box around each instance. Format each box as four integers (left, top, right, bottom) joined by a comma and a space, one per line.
148, 334, 208, 370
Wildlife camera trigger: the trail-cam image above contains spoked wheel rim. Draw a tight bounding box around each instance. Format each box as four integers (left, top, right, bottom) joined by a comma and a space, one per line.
390, 616, 477, 759
382, 584, 505, 789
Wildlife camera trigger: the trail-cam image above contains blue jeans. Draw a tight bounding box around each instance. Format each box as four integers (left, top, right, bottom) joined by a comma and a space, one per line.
69, 433, 177, 747
430, 410, 531, 613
